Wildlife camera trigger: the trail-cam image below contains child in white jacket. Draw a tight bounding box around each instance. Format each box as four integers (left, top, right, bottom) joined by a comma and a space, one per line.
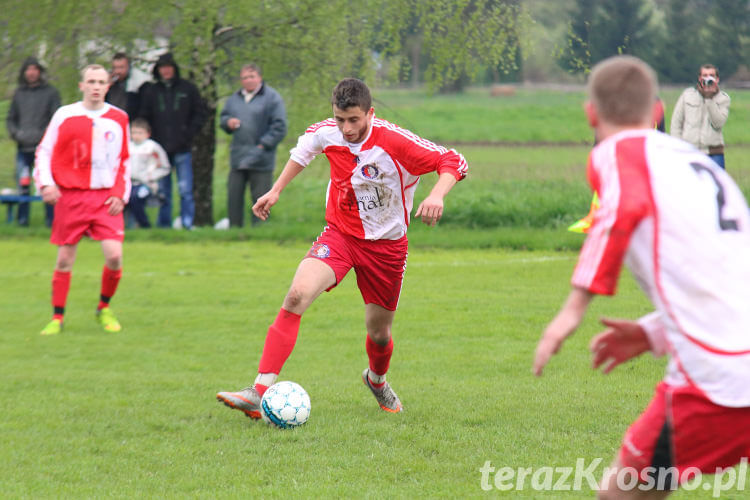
128, 118, 170, 227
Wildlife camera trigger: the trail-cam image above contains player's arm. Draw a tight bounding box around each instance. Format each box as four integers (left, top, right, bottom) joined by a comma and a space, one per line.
252, 159, 305, 220
414, 172, 457, 226
34, 110, 62, 204
533, 286, 593, 376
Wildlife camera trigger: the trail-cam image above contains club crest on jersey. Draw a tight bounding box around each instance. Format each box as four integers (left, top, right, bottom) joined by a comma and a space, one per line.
310, 243, 330, 259
361, 163, 379, 179
104, 130, 116, 142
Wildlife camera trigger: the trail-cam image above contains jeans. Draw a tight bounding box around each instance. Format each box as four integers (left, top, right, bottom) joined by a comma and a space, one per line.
158, 152, 194, 229
15, 151, 54, 227
709, 153, 725, 170
128, 184, 155, 228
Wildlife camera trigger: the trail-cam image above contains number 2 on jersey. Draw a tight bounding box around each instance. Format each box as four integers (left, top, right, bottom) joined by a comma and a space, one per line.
690, 162, 739, 231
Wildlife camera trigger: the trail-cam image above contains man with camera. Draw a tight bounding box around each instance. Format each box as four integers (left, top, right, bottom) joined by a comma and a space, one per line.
670, 64, 730, 168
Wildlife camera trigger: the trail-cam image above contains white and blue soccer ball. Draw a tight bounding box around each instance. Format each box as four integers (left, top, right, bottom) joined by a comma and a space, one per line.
261, 381, 311, 428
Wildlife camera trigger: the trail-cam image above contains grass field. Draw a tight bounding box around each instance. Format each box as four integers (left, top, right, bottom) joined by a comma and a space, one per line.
2, 240, 747, 498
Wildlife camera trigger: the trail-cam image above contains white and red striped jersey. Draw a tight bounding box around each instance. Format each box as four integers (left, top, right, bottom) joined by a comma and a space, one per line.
573, 128, 750, 407
34, 102, 131, 201
289, 116, 467, 240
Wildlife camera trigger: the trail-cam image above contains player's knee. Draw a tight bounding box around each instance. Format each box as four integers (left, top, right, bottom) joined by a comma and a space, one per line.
105, 254, 122, 270
283, 286, 310, 312
368, 329, 391, 345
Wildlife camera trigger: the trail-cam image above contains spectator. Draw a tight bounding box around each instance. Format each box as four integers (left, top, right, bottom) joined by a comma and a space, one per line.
139, 52, 206, 229
34, 64, 130, 335
670, 64, 730, 168
5, 56, 60, 226
220, 63, 287, 227
105, 52, 148, 119
127, 118, 170, 228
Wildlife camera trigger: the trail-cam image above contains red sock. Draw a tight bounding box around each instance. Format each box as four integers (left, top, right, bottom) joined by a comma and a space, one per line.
52, 270, 71, 320
366, 335, 393, 388
257, 308, 301, 374
98, 266, 122, 310
255, 384, 269, 396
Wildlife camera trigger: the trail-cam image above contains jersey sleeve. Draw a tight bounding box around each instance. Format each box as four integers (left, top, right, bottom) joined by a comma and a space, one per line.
33, 108, 63, 190
289, 120, 329, 167
572, 137, 653, 295
638, 311, 669, 357
383, 124, 468, 180
110, 115, 131, 201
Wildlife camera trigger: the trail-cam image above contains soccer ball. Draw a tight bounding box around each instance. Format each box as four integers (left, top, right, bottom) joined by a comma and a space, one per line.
261, 381, 311, 428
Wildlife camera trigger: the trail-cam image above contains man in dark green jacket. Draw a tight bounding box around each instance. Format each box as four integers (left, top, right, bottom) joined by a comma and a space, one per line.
220, 64, 287, 227
5, 57, 60, 226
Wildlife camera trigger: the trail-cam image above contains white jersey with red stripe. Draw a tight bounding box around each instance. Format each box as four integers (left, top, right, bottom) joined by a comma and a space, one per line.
34, 102, 131, 201
573, 128, 750, 407
290, 116, 467, 240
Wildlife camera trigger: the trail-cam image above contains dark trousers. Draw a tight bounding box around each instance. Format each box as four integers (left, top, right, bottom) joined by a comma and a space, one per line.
16, 151, 54, 226
227, 169, 273, 227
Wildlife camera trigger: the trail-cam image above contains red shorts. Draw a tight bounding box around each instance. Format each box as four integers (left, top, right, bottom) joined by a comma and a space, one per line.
51, 189, 125, 245
306, 225, 408, 311
619, 381, 750, 487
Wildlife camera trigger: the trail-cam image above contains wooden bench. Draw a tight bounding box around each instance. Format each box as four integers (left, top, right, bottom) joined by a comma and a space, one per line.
0, 194, 43, 223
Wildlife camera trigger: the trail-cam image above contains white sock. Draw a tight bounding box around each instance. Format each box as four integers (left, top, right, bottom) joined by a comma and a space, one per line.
368, 369, 386, 385
254, 372, 277, 388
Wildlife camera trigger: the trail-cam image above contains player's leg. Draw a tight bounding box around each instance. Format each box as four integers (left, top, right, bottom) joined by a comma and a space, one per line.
362, 303, 402, 413
96, 239, 123, 332
598, 457, 671, 500
41, 244, 78, 335
227, 169, 247, 228
217, 257, 337, 419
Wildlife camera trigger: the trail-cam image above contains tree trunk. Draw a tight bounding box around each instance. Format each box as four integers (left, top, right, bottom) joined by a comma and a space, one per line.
192, 106, 216, 227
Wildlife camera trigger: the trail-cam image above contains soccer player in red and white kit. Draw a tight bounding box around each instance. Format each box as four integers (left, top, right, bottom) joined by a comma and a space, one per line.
217, 78, 467, 416
534, 56, 750, 497
35, 64, 131, 335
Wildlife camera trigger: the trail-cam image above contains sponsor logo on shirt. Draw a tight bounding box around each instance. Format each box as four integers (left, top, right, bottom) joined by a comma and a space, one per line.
361, 163, 379, 179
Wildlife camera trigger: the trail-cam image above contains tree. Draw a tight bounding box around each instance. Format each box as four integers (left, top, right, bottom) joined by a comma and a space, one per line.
704, 0, 750, 79
4, 0, 525, 225
656, 0, 707, 83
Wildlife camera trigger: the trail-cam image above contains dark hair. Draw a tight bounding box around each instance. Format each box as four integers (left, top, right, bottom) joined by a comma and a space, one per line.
113, 52, 130, 62
131, 118, 151, 133
331, 78, 371, 111
241, 63, 262, 76
699, 64, 719, 78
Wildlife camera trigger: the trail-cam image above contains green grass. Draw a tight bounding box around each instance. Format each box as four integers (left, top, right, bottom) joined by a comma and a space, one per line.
2, 240, 744, 498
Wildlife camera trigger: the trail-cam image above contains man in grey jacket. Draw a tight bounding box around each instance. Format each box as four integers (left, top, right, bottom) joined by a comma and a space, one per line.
670, 64, 730, 169
5, 57, 60, 226
220, 64, 287, 227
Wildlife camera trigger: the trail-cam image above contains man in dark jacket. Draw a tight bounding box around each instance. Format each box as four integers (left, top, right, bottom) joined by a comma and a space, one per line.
139, 52, 206, 229
105, 52, 148, 119
220, 63, 287, 227
5, 57, 60, 226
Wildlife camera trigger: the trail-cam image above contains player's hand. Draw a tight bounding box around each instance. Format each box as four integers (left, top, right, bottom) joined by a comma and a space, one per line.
414, 194, 444, 226
105, 196, 125, 216
227, 118, 241, 130
533, 327, 567, 377
589, 318, 650, 374
41, 185, 61, 205
252, 190, 279, 220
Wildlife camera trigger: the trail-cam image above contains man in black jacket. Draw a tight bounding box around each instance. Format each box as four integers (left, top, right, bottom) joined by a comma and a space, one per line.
105, 52, 148, 119
139, 53, 206, 229
5, 57, 60, 226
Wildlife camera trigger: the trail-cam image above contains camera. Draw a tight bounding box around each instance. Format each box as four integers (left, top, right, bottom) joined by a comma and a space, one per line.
701, 76, 717, 87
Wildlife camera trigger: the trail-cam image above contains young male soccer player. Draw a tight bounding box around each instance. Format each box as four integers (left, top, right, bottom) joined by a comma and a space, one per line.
217, 78, 467, 415
533, 55, 750, 497
35, 64, 131, 335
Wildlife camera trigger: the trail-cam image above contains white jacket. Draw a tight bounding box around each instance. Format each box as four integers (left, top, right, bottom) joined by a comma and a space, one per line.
670, 87, 730, 153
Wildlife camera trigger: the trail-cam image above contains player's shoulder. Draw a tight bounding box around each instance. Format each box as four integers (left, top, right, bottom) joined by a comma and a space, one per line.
305, 118, 338, 135
103, 104, 129, 123
372, 117, 427, 146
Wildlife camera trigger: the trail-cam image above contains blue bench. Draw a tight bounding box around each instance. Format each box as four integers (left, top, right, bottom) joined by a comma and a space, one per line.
0, 194, 43, 223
